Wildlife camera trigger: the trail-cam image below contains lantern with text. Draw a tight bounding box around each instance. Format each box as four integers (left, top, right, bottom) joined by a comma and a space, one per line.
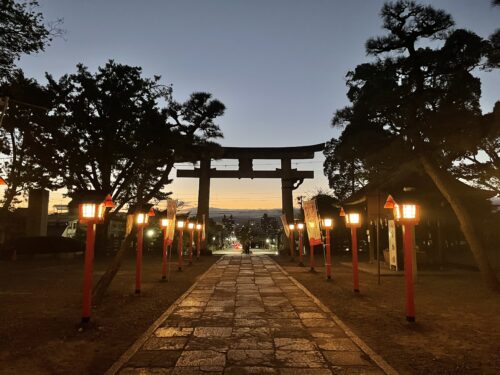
196, 224, 202, 259
77, 192, 109, 324
322, 218, 333, 280
345, 212, 361, 292
177, 220, 185, 271
133, 205, 152, 294
288, 223, 295, 260
297, 223, 304, 266
188, 222, 195, 265
160, 218, 171, 281
393, 200, 420, 322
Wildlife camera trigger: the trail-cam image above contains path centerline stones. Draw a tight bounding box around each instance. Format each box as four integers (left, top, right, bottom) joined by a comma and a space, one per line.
112, 255, 390, 374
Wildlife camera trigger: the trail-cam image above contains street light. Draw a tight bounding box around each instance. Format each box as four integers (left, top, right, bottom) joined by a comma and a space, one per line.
392, 199, 420, 322
196, 223, 202, 259
288, 223, 295, 261
322, 218, 333, 280
77, 192, 109, 324
177, 220, 185, 271
345, 211, 362, 292
296, 223, 304, 266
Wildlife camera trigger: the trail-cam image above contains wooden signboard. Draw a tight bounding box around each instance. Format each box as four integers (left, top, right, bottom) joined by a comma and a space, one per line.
280, 214, 290, 237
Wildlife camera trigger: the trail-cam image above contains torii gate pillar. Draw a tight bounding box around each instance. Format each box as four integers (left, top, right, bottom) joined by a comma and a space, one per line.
281, 158, 295, 223
197, 158, 211, 252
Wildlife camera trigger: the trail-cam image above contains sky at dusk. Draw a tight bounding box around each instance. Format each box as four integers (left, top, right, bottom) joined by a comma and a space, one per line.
18, 0, 500, 212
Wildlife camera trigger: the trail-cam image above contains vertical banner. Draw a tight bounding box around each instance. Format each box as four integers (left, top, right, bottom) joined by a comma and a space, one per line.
303, 199, 322, 245
165, 199, 177, 245
280, 214, 290, 237
388, 219, 398, 270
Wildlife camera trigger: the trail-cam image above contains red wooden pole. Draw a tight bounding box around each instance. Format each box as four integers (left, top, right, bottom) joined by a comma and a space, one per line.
325, 229, 332, 280
309, 240, 315, 271
178, 229, 184, 271
197, 231, 201, 259
189, 230, 194, 265
161, 229, 168, 280
403, 224, 416, 322
289, 231, 294, 260
135, 226, 144, 294
298, 230, 304, 266
81, 222, 96, 323
351, 227, 359, 292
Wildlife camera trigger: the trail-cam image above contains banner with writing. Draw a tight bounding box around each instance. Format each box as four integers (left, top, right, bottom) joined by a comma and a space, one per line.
303, 199, 322, 245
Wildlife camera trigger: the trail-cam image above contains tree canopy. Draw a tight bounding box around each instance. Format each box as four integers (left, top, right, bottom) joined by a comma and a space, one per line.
323, 0, 499, 289
45, 60, 225, 211
0, 0, 61, 79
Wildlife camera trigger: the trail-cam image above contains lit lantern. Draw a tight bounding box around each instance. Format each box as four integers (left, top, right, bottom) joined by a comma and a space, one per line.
288, 223, 295, 260
339, 207, 346, 217
0, 176, 7, 185
161, 218, 169, 228
345, 212, 361, 228
79, 202, 105, 223
394, 203, 420, 224
103, 194, 115, 208
74, 191, 109, 324
322, 218, 333, 280
387, 196, 420, 322
130, 204, 153, 294
177, 220, 185, 270
296, 223, 305, 266
343, 210, 361, 293
187, 222, 195, 265
136, 212, 148, 226
196, 224, 202, 259
323, 218, 333, 229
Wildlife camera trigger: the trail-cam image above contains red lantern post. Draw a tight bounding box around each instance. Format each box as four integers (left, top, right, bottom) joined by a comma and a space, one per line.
393, 202, 420, 322
288, 224, 295, 261
297, 223, 304, 266
79, 195, 107, 324
345, 212, 361, 292
177, 221, 185, 271
188, 222, 195, 265
134, 207, 153, 294
323, 218, 333, 280
160, 218, 171, 281
196, 223, 202, 260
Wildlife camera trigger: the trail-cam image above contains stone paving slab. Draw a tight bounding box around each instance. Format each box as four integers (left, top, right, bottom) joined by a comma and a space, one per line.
107, 255, 396, 375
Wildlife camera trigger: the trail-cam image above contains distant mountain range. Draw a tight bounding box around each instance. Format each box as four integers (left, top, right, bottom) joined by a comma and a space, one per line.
209, 207, 282, 220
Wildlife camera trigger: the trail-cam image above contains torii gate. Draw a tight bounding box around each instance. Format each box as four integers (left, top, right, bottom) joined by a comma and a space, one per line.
177, 143, 325, 250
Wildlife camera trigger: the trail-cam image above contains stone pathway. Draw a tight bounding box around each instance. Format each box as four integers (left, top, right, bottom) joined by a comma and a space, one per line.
110, 255, 393, 374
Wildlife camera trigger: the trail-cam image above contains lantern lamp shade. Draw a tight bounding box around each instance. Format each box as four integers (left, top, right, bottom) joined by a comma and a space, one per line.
177, 220, 185, 229
79, 202, 105, 222
148, 207, 155, 217
188, 222, 195, 230
196, 224, 202, 230
339, 207, 346, 217
103, 194, 115, 208
297, 223, 304, 230
323, 218, 333, 229
288, 223, 295, 230
346, 212, 361, 227
136, 212, 149, 225
394, 203, 420, 223
0, 176, 7, 185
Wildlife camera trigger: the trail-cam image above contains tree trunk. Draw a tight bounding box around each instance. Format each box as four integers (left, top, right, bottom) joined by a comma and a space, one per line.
92, 229, 135, 304
420, 155, 499, 291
